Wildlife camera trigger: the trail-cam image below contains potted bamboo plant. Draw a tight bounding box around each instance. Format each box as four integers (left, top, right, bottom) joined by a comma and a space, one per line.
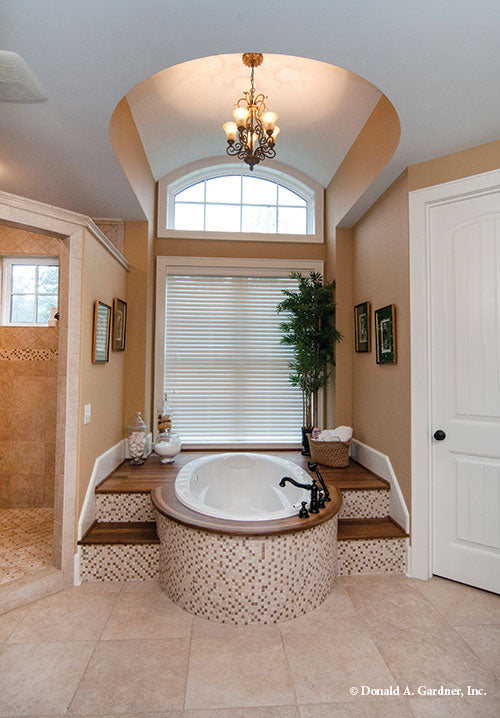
277, 271, 342, 455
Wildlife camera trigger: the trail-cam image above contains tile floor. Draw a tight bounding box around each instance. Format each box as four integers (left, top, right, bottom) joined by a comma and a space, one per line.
0, 508, 54, 585
0, 574, 498, 717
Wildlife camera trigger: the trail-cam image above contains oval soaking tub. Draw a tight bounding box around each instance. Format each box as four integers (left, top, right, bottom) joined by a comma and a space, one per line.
174, 452, 311, 521
152, 452, 341, 625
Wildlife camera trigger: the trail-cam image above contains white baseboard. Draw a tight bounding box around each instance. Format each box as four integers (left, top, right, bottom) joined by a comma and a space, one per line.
350, 439, 410, 533
77, 439, 127, 542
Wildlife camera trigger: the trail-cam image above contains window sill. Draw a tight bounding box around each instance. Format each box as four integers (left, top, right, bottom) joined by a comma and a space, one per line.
157, 228, 322, 244
180, 442, 302, 451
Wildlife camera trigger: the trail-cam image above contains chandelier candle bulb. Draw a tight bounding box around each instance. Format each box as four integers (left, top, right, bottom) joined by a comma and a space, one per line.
261, 110, 278, 133
222, 121, 237, 143
233, 106, 250, 128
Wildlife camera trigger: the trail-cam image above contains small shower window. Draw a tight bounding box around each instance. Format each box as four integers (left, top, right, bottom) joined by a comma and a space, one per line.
1, 257, 59, 326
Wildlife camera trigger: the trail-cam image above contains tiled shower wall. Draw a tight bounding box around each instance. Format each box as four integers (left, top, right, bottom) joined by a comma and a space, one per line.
0, 227, 61, 508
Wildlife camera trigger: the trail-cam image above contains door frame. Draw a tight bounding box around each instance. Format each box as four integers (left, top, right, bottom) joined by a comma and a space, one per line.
408, 168, 500, 580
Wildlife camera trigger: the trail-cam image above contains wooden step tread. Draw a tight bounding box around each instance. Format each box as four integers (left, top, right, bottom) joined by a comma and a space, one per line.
338, 517, 408, 541
96, 453, 389, 493
78, 522, 159, 545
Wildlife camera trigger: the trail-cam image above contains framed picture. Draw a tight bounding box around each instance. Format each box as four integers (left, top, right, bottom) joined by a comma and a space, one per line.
112, 298, 127, 351
92, 300, 111, 363
354, 301, 371, 352
375, 304, 397, 364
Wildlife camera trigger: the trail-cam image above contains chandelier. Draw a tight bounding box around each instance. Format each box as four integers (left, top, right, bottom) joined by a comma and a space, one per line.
222, 53, 280, 170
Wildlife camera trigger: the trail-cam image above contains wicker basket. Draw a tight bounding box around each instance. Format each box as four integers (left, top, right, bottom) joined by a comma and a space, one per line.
307, 434, 352, 468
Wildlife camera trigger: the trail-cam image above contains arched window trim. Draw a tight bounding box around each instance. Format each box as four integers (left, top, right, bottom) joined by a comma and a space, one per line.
157, 156, 324, 244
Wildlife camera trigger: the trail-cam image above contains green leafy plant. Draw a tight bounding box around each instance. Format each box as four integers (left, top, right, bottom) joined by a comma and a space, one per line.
277, 271, 342, 429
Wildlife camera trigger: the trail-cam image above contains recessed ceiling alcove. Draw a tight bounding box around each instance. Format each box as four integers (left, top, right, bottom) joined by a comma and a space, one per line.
121, 53, 395, 187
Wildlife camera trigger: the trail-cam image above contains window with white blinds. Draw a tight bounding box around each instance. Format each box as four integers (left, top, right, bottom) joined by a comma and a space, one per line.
164, 272, 303, 445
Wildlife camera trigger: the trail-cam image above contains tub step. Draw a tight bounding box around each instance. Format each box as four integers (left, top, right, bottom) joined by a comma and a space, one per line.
78, 521, 159, 545
338, 516, 407, 540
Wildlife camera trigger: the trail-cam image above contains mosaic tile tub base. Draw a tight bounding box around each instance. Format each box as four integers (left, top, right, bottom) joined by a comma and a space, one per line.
156, 512, 338, 625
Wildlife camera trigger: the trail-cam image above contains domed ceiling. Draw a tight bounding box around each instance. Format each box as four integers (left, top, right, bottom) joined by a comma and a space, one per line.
126, 54, 382, 186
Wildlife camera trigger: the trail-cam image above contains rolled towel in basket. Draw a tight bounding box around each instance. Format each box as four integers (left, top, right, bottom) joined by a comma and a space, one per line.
317, 426, 353, 442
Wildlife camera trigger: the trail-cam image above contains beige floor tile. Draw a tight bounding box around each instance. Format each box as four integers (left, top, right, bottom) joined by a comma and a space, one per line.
455, 624, 500, 679
411, 577, 500, 625
101, 583, 192, 640
298, 699, 414, 716
186, 708, 301, 718
191, 616, 272, 637
69, 713, 183, 718
409, 695, 500, 718
0, 640, 95, 716
76, 581, 123, 594
185, 629, 296, 710
283, 629, 395, 704
7, 584, 118, 643
339, 574, 409, 587
68, 638, 190, 714
121, 579, 161, 591
0, 604, 29, 642
280, 584, 367, 635
372, 625, 500, 697
344, 580, 445, 631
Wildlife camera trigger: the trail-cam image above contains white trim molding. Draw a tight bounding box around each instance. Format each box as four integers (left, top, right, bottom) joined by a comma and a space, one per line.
350, 439, 409, 533
77, 439, 127, 542
75, 439, 127, 585
409, 168, 500, 581
0, 191, 130, 271
157, 155, 324, 244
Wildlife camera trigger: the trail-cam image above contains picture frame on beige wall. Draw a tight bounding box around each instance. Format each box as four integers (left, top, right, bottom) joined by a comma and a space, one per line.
112, 297, 127, 351
92, 300, 111, 363
354, 301, 371, 352
375, 304, 397, 364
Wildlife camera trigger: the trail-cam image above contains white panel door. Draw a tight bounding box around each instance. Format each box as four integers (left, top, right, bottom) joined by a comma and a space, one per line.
430, 191, 500, 593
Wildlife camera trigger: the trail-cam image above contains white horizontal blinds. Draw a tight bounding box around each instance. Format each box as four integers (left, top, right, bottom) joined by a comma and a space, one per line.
165, 273, 302, 444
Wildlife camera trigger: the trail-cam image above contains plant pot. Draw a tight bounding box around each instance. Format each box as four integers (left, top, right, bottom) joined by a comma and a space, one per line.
301, 426, 312, 456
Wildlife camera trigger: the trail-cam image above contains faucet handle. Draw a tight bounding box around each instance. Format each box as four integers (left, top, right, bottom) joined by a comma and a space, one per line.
307, 460, 318, 472
298, 501, 309, 518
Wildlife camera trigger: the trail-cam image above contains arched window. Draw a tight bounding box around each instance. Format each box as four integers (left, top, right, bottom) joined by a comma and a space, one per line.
158, 160, 323, 243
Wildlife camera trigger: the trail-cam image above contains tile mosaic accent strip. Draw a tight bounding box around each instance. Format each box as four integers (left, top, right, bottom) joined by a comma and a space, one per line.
339, 489, 390, 519
338, 537, 407, 576
96, 493, 155, 522
80, 544, 159, 582
0, 508, 54, 585
0, 348, 58, 361
156, 513, 338, 625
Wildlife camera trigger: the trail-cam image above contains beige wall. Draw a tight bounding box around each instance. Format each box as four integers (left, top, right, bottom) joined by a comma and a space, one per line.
110, 97, 156, 428
0, 227, 62, 508
351, 171, 411, 506
324, 95, 401, 426
408, 138, 500, 191
155, 237, 325, 262
77, 229, 127, 516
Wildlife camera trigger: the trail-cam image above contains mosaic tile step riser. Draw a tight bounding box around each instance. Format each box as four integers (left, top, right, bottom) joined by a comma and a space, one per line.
96, 489, 391, 522
80, 536, 407, 583
95, 494, 155, 522
338, 537, 407, 575
80, 545, 160, 582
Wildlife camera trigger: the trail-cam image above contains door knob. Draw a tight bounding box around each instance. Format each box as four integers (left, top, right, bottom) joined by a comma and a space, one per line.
433, 430, 446, 441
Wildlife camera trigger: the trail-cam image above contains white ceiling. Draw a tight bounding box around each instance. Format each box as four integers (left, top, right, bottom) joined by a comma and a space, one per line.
126, 54, 381, 186
0, 0, 499, 223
